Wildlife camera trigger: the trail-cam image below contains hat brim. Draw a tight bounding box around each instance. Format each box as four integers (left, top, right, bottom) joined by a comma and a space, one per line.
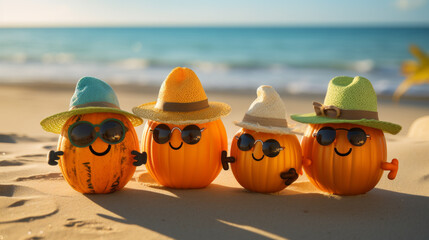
132, 101, 231, 125
41, 107, 143, 134
290, 113, 401, 135
234, 121, 296, 135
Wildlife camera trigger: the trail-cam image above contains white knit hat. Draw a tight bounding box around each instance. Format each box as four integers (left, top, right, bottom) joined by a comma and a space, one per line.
234, 85, 293, 135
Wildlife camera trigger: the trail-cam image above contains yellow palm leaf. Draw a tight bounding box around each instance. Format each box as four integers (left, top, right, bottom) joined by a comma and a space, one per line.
401, 60, 418, 76
394, 45, 429, 102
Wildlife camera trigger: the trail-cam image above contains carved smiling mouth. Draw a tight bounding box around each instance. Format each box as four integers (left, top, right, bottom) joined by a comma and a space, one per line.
252, 153, 264, 161
334, 148, 352, 157
169, 142, 183, 150
89, 144, 111, 156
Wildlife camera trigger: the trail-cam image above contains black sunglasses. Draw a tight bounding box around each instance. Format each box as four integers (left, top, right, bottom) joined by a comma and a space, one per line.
236, 133, 284, 158
68, 118, 127, 148
151, 124, 205, 145
313, 127, 370, 146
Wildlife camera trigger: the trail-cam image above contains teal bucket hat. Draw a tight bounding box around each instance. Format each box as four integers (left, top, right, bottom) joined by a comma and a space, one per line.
41, 77, 143, 134
290, 76, 401, 135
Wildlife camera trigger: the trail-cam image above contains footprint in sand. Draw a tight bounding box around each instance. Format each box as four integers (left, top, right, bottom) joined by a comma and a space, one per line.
18, 154, 46, 158
43, 145, 57, 150
0, 184, 58, 223
15, 173, 63, 182
64, 218, 113, 232
0, 159, 26, 166
23, 236, 45, 240
0, 134, 16, 143
0, 134, 45, 143
421, 174, 429, 181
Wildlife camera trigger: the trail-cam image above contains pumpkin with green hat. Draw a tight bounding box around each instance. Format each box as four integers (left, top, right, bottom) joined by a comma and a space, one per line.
133, 67, 234, 189
230, 85, 303, 193
41, 77, 146, 194
291, 76, 401, 134
291, 76, 400, 195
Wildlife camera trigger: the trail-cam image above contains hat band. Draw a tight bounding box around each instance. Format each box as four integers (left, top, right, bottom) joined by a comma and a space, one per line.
161, 99, 209, 112
313, 102, 379, 120
70, 101, 120, 110
242, 114, 288, 128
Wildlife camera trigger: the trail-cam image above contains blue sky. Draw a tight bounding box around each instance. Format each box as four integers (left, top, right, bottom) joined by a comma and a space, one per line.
0, 0, 428, 27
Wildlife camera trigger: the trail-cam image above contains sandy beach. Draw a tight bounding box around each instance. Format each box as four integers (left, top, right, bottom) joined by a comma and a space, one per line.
1, 82, 429, 240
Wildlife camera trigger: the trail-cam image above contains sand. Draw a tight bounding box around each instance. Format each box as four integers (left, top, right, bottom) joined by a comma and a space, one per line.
1, 82, 429, 239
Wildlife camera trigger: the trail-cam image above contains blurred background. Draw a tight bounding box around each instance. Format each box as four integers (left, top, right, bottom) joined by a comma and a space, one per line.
1, 0, 429, 98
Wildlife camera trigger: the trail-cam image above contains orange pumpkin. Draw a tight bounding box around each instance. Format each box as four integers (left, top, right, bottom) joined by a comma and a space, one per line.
142, 119, 227, 189
302, 123, 392, 195
57, 112, 140, 193
230, 129, 302, 193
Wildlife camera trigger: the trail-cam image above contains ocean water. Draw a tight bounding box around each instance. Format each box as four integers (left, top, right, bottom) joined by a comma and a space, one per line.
1, 27, 429, 96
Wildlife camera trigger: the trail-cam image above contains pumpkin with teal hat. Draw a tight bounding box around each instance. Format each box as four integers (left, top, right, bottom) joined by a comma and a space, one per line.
291, 76, 400, 195
41, 77, 146, 194
41, 76, 142, 133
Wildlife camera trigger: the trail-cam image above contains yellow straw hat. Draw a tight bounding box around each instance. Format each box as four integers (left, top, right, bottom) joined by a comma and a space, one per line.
234, 85, 294, 135
132, 67, 231, 125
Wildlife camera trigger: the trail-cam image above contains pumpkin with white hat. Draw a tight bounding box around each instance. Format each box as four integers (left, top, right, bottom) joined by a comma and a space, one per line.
133, 67, 234, 189
229, 85, 302, 193
40, 77, 146, 194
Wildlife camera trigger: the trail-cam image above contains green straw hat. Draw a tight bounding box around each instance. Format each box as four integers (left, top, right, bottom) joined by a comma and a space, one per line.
41, 77, 143, 134
290, 76, 401, 135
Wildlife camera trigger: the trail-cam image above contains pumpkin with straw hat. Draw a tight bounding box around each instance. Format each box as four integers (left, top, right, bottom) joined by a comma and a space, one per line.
132, 67, 231, 123
234, 85, 293, 135
41, 77, 143, 133
291, 76, 401, 134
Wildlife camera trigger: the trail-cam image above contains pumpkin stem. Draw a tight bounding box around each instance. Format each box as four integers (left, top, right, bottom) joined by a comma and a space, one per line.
131, 150, 147, 166
48, 150, 63, 166
381, 158, 399, 180
221, 150, 235, 170
280, 168, 299, 186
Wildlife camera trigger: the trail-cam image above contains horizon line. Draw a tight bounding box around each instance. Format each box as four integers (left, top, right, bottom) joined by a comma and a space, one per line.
1, 22, 429, 28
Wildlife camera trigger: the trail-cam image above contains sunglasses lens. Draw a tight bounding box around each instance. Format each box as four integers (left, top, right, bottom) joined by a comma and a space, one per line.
153, 124, 171, 144
348, 128, 367, 146
100, 120, 125, 144
316, 127, 336, 146
237, 134, 255, 151
263, 139, 282, 157
69, 122, 96, 147
182, 125, 202, 145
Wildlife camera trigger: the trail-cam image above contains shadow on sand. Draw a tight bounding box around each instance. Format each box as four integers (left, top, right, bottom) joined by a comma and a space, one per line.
86, 184, 429, 239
